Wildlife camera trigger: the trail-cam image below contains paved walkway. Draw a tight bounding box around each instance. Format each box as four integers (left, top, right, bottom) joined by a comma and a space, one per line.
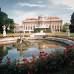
0, 37, 19, 45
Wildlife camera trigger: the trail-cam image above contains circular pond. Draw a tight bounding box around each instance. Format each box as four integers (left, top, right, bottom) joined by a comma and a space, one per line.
0, 39, 65, 64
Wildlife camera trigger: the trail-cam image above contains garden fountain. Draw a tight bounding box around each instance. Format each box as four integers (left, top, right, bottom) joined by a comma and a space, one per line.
0, 32, 74, 74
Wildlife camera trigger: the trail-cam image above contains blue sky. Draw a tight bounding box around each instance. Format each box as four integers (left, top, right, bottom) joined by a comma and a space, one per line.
0, 0, 74, 24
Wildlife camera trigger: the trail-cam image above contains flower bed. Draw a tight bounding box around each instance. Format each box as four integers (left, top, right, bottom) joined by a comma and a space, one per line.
0, 49, 74, 74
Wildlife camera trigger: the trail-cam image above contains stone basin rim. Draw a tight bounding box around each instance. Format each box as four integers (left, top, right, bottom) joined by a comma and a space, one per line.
0, 37, 74, 46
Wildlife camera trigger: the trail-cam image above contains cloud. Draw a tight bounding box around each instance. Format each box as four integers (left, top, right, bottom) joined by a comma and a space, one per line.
18, 2, 46, 8
9, 1, 73, 23
0, 0, 73, 24
64, 0, 74, 9
50, 0, 63, 4
7, 10, 38, 24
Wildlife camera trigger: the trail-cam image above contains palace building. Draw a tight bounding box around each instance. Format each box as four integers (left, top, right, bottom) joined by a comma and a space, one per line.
15, 16, 63, 33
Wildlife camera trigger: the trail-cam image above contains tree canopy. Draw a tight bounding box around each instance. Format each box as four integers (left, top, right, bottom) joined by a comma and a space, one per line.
0, 8, 14, 33
69, 12, 74, 33
63, 23, 69, 32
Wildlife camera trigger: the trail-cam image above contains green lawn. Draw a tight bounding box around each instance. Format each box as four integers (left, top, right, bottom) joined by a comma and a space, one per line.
0, 32, 74, 38
70, 33, 74, 37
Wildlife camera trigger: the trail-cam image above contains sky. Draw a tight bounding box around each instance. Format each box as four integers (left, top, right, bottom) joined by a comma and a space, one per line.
0, 0, 74, 24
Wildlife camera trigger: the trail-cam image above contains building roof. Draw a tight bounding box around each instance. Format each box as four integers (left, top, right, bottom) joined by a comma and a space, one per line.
23, 16, 62, 23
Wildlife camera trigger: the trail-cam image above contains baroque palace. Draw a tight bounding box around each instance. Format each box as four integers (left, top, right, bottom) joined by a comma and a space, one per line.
15, 16, 63, 33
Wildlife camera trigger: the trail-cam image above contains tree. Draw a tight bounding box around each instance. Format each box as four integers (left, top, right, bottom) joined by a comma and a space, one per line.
0, 8, 14, 33
0, 10, 8, 33
69, 12, 74, 33
63, 23, 69, 32
6, 18, 14, 33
